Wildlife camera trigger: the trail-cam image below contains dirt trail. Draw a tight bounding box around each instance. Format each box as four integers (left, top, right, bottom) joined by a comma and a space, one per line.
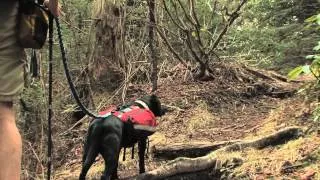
54, 64, 317, 179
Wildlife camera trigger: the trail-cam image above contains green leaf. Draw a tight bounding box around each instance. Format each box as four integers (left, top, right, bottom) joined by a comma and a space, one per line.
302, 65, 311, 74
313, 42, 320, 51
305, 15, 318, 23
200, 27, 208, 32
288, 66, 304, 80
306, 55, 315, 59
305, 14, 320, 25
311, 63, 320, 77
317, 14, 320, 25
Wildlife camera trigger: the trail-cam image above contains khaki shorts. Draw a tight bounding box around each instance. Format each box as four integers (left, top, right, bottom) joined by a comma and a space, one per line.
0, 1, 24, 102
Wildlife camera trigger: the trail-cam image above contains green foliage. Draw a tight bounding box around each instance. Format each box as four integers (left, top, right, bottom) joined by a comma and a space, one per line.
312, 105, 320, 122
222, 0, 320, 72
287, 65, 310, 80
288, 14, 320, 80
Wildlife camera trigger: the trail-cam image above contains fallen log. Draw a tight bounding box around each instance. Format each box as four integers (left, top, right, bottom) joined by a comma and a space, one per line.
137, 127, 303, 180
152, 140, 240, 160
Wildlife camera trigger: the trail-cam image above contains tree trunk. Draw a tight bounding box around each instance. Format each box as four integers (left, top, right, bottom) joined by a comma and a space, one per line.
148, 0, 158, 92
90, 0, 126, 91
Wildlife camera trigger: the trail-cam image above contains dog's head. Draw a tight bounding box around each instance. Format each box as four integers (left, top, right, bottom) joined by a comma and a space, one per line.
135, 94, 168, 117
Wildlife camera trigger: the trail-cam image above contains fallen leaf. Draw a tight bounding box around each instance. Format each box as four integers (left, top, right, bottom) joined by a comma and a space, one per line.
300, 169, 316, 180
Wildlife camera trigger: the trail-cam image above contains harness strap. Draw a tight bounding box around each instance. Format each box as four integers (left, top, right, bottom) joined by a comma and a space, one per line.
134, 100, 150, 110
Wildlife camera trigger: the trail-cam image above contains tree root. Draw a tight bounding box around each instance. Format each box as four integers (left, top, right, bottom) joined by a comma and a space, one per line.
152, 140, 241, 160
136, 127, 303, 180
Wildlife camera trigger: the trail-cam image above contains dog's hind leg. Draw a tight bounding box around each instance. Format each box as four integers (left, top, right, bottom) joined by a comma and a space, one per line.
138, 138, 147, 173
100, 134, 121, 180
79, 124, 100, 180
79, 143, 99, 180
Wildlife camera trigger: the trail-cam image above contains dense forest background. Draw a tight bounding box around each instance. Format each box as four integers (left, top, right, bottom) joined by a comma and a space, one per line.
19, 0, 320, 179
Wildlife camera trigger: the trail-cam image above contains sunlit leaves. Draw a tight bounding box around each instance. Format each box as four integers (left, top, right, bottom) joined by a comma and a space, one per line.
313, 42, 320, 51
305, 14, 320, 25
288, 65, 309, 80
288, 13, 320, 81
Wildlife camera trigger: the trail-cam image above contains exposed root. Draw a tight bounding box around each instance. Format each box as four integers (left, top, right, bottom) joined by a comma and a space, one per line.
136, 127, 303, 180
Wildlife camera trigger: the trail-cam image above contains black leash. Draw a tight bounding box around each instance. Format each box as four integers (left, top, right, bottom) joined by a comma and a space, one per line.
47, 13, 54, 180
40, 1, 107, 179
46, 14, 106, 180
54, 17, 105, 119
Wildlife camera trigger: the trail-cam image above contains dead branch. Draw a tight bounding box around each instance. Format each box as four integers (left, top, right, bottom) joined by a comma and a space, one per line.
243, 65, 292, 83
59, 115, 89, 136
137, 127, 303, 180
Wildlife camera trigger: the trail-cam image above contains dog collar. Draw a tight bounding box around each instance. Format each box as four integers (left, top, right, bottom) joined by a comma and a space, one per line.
134, 100, 150, 110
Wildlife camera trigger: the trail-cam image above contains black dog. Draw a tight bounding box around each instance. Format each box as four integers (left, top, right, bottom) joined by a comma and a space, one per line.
79, 95, 166, 180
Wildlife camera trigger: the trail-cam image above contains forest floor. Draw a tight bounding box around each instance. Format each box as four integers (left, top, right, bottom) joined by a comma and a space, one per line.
53, 63, 320, 179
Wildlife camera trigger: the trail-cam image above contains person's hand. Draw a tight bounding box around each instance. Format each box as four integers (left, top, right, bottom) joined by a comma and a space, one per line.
43, 0, 61, 17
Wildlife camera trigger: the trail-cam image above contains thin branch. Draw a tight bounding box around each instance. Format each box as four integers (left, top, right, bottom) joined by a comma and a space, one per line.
178, 0, 204, 48
185, 32, 205, 67
190, 0, 201, 27
163, 0, 186, 31
207, 0, 248, 55
156, 26, 190, 69
176, 0, 194, 27
170, 0, 187, 29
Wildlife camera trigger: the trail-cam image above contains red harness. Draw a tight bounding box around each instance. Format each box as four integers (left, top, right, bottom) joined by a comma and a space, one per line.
99, 105, 157, 131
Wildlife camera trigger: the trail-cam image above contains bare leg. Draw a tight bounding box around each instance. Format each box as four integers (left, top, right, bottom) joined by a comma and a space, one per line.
0, 102, 22, 180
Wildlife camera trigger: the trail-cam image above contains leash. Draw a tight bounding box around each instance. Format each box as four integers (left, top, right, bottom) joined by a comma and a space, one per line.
47, 13, 54, 180
46, 9, 105, 180
54, 17, 107, 119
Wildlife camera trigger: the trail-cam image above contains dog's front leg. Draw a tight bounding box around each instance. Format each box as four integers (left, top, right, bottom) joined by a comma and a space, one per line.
138, 138, 147, 173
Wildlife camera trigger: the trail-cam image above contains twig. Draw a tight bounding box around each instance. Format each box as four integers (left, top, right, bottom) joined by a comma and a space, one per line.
59, 115, 89, 136
164, 104, 185, 112
207, 0, 248, 55
25, 141, 45, 179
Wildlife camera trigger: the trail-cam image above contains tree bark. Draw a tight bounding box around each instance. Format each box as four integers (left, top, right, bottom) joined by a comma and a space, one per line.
148, 0, 158, 92
90, 0, 126, 91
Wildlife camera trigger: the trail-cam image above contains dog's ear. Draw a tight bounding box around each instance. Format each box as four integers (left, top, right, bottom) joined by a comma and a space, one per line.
150, 94, 158, 101
142, 94, 163, 117
160, 106, 169, 116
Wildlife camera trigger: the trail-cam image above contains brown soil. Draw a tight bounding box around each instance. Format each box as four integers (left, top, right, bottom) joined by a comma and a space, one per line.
53, 63, 319, 180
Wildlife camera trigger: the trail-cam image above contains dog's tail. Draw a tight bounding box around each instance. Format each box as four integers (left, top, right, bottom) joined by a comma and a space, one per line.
79, 120, 103, 179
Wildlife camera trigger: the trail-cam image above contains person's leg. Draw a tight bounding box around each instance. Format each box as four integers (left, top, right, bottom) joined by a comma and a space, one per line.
0, 102, 22, 180
0, 2, 26, 180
